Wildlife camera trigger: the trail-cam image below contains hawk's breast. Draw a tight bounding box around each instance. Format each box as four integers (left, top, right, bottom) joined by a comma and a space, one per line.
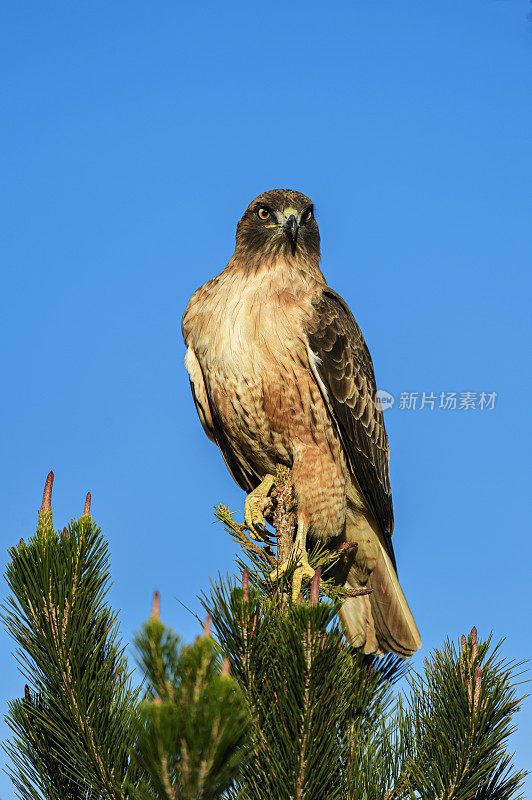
184, 262, 330, 473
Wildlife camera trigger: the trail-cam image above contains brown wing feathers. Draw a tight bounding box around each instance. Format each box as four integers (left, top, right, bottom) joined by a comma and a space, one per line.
306, 288, 397, 570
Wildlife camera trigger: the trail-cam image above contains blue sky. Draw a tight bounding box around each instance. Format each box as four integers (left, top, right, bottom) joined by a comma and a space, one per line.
1, 1, 531, 794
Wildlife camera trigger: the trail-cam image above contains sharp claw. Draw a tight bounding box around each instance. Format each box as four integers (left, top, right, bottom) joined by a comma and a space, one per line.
291, 563, 316, 601
269, 554, 315, 601
247, 515, 271, 542
244, 475, 275, 542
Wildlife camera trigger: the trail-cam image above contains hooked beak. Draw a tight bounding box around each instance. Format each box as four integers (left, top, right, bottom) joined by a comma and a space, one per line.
283, 214, 299, 254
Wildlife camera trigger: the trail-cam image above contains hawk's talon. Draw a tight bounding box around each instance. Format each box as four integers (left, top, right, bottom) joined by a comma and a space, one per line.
244, 474, 275, 541
269, 553, 315, 601
291, 559, 316, 601
269, 517, 315, 601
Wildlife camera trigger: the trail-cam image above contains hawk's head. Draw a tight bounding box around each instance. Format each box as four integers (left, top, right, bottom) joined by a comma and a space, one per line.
235, 189, 320, 262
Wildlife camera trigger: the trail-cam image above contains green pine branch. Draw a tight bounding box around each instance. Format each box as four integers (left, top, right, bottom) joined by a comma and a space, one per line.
204, 564, 405, 800
206, 468, 527, 800
3, 472, 143, 800
390, 628, 528, 799
132, 593, 250, 800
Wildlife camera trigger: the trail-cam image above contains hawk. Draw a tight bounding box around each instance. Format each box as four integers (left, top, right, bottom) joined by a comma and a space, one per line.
182, 189, 421, 657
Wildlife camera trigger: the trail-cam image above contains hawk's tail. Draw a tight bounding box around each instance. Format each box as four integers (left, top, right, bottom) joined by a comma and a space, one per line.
337, 512, 422, 658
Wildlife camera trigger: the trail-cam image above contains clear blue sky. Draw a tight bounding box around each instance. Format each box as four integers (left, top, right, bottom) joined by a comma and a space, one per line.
1, 1, 531, 795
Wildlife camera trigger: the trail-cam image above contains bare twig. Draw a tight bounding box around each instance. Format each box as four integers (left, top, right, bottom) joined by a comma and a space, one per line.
271, 465, 296, 567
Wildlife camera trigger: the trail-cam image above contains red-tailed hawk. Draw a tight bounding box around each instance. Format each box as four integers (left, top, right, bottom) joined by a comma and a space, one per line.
182, 189, 421, 657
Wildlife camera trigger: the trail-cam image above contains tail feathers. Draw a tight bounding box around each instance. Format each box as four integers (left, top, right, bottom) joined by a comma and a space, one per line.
367, 545, 422, 657
338, 521, 421, 658
338, 594, 381, 655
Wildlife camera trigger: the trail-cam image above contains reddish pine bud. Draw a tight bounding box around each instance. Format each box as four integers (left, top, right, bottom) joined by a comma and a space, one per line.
310, 568, 321, 605
471, 627, 478, 661
203, 615, 211, 638
242, 568, 249, 602
474, 666, 482, 711
151, 591, 160, 621
461, 634, 467, 655
40, 471, 54, 513
83, 492, 91, 516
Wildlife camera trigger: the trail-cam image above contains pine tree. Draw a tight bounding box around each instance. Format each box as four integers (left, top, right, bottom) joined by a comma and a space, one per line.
3, 469, 528, 799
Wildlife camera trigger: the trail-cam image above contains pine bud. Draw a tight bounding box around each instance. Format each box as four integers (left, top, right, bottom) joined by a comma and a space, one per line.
151, 591, 160, 621
83, 492, 91, 516
474, 666, 482, 711
471, 627, 478, 661
310, 568, 321, 605
242, 568, 249, 602
40, 471, 54, 514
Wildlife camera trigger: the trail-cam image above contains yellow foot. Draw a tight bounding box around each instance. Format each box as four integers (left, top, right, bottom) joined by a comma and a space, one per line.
269, 550, 315, 601
244, 475, 275, 541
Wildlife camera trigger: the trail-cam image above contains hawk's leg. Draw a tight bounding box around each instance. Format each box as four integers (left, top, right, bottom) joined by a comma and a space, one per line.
270, 519, 315, 601
244, 474, 275, 541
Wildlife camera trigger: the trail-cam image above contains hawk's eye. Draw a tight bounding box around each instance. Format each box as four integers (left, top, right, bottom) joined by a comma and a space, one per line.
303, 208, 313, 222
257, 207, 270, 221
